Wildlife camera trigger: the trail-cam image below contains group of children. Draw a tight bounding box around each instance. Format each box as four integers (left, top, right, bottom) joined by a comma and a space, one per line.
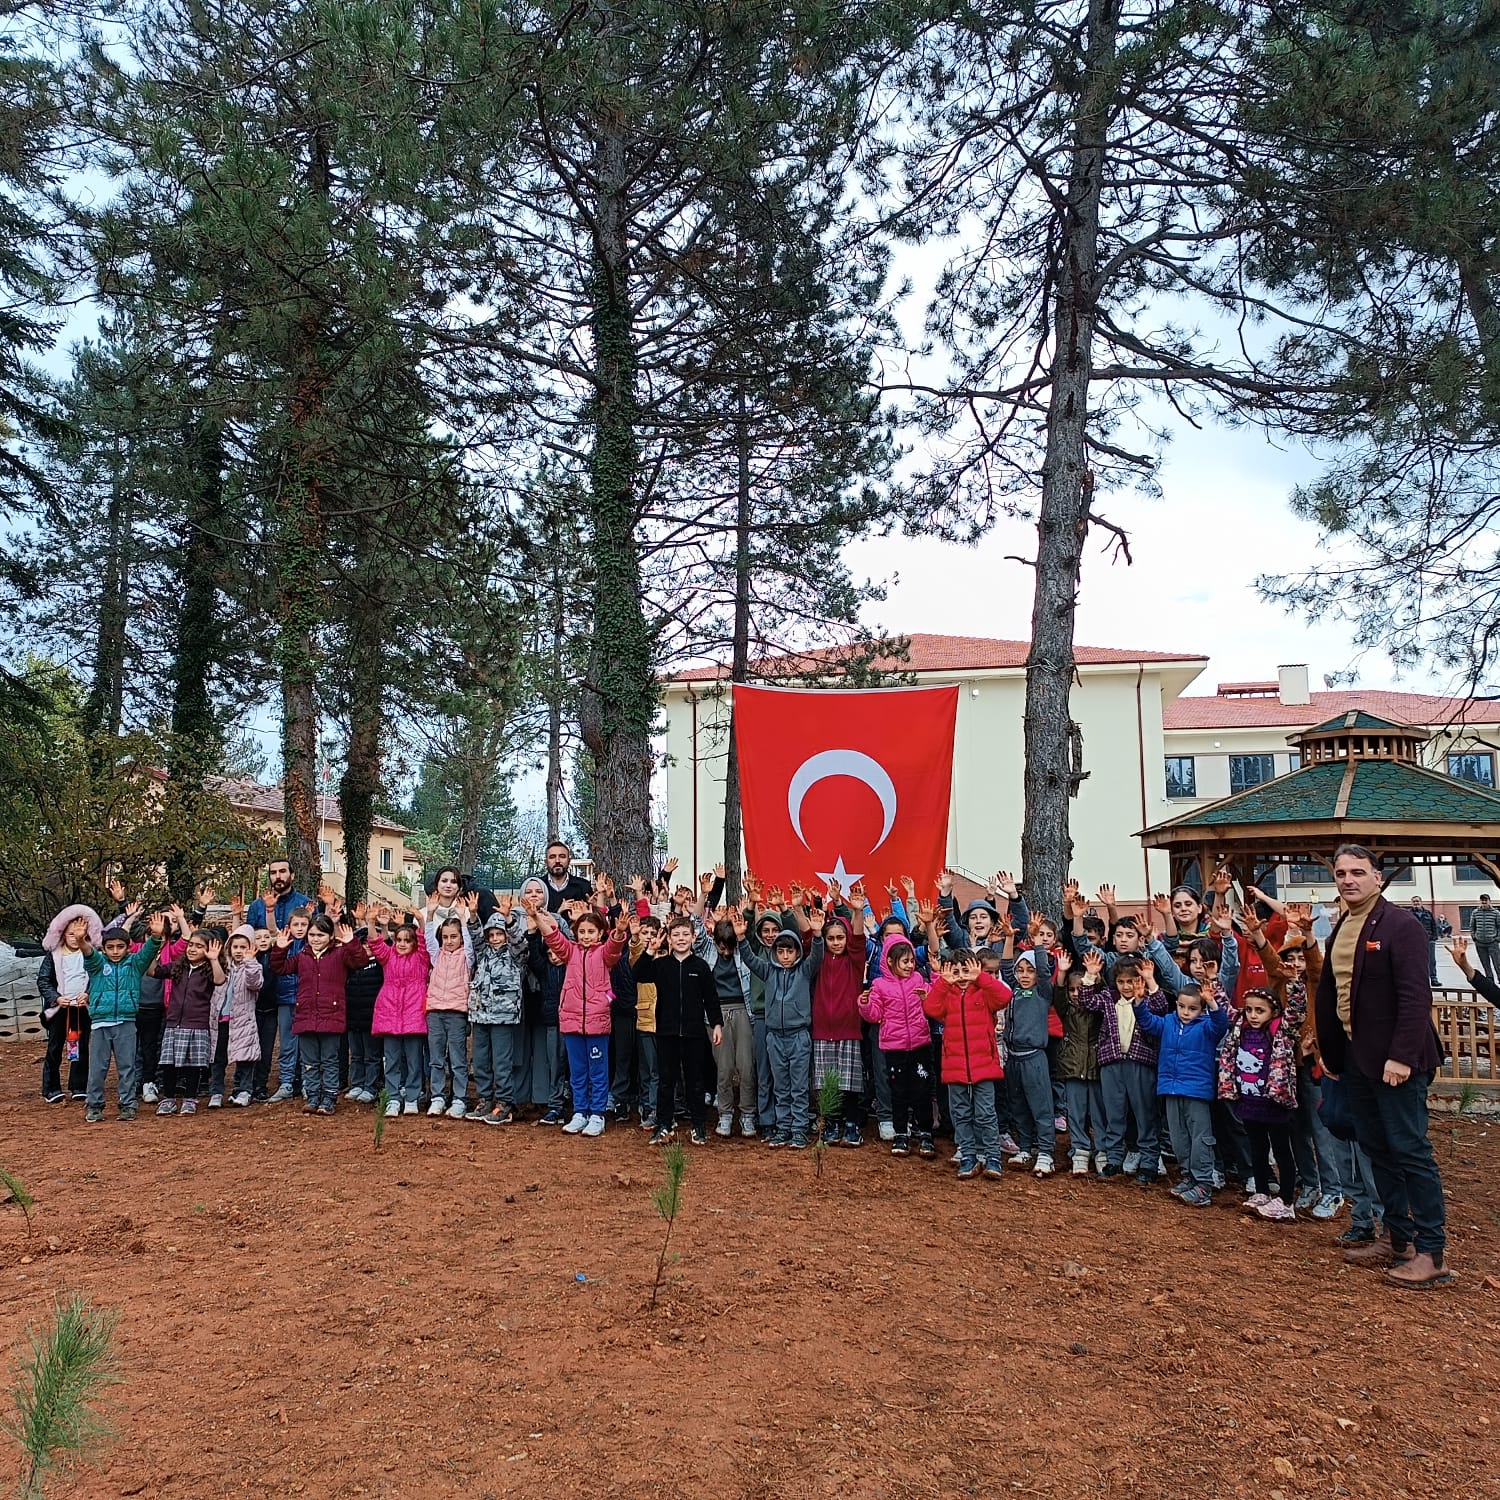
35, 862, 1392, 1237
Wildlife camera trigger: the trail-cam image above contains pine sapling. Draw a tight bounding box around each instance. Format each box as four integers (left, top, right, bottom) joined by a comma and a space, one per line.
0, 1167, 34, 1233
374, 1087, 391, 1151
813, 1070, 842, 1179
649, 1138, 687, 1309
3, 1293, 120, 1499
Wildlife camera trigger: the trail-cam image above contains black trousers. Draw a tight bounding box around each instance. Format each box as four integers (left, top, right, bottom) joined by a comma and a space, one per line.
252, 1011, 279, 1095
656, 1032, 706, 1132
137, 1005, 164, 1088
884, 1044, 934, 1139
1245, 1117, 1298, 1202
42, 1005, 91, 1097
160, 1064, 204, 1099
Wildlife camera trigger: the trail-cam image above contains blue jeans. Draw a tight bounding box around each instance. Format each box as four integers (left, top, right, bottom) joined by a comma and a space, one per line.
949, 1080, 1001, 1168
1063, 1078, 1104, 1157
1343, 1061, 1445, 1256
382, 1035, 423, 1105
766, 1027, 811, 1134
1341, 1140, 1384, 1233
637, 1034, 659, 1120
1292, 1060, 1344, 1198
277, 1005, 299, 1090
86, 1021, 136, 1111
298, 1032, 340, 1110
1099, 1059, 1159, 1170
563, 1033, 609, 1115
348, 1029, 382, 1093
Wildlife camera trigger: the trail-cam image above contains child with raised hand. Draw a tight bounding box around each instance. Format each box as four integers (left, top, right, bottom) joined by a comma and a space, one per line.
1051, 950, 1105, 1176
83, 911, 163, 1122
640, 914, 722, 1145
424, 894, 476, 1118
811, 881, 867, 1147
628, 914, 663, 1129
922, 948, 1011, 1178
999, 918, 1059, 1176
1134, 981, 1231, 1206
468, 893, 528, 1125
369, 912, 433, 1116
740, 901, 824, 1149
158, 925, 222, 1115
1216, 983, 1301, 1221
859, 924, 937, 1159
533, 894, 627, 1137
39, 903, 103, 1102
212, 923, 264, 1108
270, 914, 368, 1116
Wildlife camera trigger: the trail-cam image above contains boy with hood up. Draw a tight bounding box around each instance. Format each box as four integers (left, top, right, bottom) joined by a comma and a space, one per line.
1000, 925, 1061, 1176
467, 896, 528, 1124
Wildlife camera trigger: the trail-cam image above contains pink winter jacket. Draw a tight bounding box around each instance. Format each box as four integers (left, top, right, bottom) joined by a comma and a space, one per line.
546, 926, 625, 1036
858, 933, 933, 1053
369, 937, 431, 1037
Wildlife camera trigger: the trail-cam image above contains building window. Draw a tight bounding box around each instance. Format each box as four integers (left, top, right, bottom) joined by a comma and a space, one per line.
1447, 751, 1495, 786
379, 846, 392, 873
1287, 860, 1330, 886
1164, 757, 1196, 799
1383, 863, 1414, 885
1229, 754, 1276, 794
1456, 858, 1498, 883
1287, 751, 1302, 772
319, 839, 333, 870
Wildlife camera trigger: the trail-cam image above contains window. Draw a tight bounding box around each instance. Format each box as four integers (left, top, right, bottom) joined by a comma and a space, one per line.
1447, 751, 1495, 786
318, 839, 333, 869
1287, 751, 1302, 772
379, 846, 392, 873
1383, 863, 1414, 885
1164, 756, 1196, 799
1456, 858, 1498, 883
1287, 860, 1330, 886
1229, 754, 1276, 794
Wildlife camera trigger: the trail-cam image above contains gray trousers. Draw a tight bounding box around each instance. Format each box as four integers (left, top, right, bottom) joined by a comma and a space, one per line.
426, 1011, 469, 1102
382, 1035, 424, 1104
86, 1021, 137, 1111
298, 1033, 341, 1109
1165, 1095, 1216, 1187
870, 1026, 892, 1123
766, 1027, 811, 1134
714, 1003, 756, 1115
1008, 1049, 1056, 1158
950, 1081, 1001, 1168
1099, 1059, 1160, 1169
472, 1021, 520, 1105
1063, 1078, 1104, 1156
752, 1015, 774, 1125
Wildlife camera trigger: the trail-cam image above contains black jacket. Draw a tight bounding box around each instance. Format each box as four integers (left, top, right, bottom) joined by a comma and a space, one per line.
527, 930, 566, 1027
636, 951, 722, 1038
344, 932, 383, 1032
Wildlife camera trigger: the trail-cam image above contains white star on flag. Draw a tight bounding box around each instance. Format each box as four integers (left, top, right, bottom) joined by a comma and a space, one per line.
815, 854, 864, 891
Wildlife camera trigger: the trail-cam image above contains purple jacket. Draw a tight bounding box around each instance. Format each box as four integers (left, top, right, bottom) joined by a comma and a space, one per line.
1314, 897, 1441, 1077
1074, 980, 1172, 1066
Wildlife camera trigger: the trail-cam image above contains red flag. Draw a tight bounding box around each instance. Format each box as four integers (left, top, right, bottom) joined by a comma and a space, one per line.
733, 684, 958, 894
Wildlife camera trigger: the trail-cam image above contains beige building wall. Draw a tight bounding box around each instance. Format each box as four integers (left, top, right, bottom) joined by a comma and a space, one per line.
662, 660, 1202, 904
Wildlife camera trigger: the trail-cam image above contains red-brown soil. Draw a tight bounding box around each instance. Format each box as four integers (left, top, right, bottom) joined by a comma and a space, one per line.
0, 1070, 1496, 1499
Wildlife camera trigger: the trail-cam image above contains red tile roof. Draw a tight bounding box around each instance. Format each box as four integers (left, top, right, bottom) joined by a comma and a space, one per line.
1163, 689, 1500, 731
212, 777, 410, 835
667, 633, 1206, 682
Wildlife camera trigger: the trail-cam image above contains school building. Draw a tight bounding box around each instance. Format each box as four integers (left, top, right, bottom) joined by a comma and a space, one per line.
661, 637, 1500, 927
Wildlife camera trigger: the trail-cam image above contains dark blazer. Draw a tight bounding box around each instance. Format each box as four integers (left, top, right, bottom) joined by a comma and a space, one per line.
1314, 897, 1441, 1077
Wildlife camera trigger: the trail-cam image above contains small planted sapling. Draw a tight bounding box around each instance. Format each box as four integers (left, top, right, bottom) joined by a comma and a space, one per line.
649, 1138, 687, 1309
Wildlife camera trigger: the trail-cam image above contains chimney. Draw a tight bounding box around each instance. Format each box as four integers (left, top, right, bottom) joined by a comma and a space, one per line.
1278, 664, 1310, 707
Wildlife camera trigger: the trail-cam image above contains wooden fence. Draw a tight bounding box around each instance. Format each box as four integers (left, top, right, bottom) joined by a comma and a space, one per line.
1432, 990, 1499, 1093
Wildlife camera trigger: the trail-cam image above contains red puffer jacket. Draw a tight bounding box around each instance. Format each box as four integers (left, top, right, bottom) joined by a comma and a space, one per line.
270, 939, 369, 1034
923, 971, 1012, 1084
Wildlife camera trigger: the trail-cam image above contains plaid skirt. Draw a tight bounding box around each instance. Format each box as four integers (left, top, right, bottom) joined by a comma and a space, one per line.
159, 1026, 212, 1069
812, 1039, 862, 1093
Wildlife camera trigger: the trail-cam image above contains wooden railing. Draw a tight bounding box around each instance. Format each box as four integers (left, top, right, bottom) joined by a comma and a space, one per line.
1432, 990, 1499, 1093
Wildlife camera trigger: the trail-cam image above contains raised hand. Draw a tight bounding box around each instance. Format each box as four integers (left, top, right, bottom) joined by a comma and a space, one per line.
1286, 901, 1313, 929
806, 904, 825, 933
1054, 948, 1072, 974
204, 936, 223, 962
789, 880, 806, 908
374, 901, 392, 925
900, 875, 917, 900
995, 871, 1019, 899
731, 909, 748, 940
714, 862, 726, 880
938, 869, 954, 897
229, 893, 246, 919
1082, 949, 1104, 979
521, 891, 543, 916
767, 884, 785, 908
849, 880, 866, 906
1210, 907, 1234, 933
352, 900, 367, 923
743, 872, 762, 904
1139, 956, 1157, 986
915, 896, 937, 925
326, 893, 344, 921
1097, 882, 1116, 906
108, 877, 126, 903
627, 872, 646, 895
596, 873, 616, 902
123, 899, 143, 921
335, 921, 354, 944
1240, 903, 1263, 933
148, 911, 166, 937
1447, 934, 1470, 969
663, 856, 679, 876
1211, 866, 1233, 897
497, 892, 514, 919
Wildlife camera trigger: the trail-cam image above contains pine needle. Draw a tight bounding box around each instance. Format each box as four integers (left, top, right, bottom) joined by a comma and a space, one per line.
374, 1087, 391, 1150
0, 1166, 34, 1231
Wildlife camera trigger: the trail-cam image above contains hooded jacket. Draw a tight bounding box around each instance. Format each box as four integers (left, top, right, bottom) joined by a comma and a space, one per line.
344, 932, 383, 1033
547, 925, 625, 1036
812, 916, 865, 1042
923, 970, 1011, 1083
528, 929, 567, 1028
212, 924, 264, 1062
83, 935, 162, 1025
270, 937, 370, 1034
468, 911, 527, 1025
369, 933, 431, 1036
859, 932, 933, 1051
741, 934, 823, 1032
1135, 1002, 1231, 1099
999, 949, 1056, 1055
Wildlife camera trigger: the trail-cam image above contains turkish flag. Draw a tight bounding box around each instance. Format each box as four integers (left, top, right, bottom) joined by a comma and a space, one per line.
733, 684, 958, 894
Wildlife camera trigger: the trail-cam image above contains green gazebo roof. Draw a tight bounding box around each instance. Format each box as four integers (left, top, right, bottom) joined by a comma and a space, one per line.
1302, 709, 1426, 736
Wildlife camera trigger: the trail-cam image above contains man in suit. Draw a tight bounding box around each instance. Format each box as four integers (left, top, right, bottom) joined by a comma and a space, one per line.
1315, 844, 1452, 1289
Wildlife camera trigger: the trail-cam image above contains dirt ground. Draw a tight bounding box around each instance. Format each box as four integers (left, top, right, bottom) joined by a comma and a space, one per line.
0, 1066, 1496, 1500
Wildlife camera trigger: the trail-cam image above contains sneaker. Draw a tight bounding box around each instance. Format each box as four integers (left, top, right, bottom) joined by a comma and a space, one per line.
690, 1128, 708, 1145
1123, 1150, 1142, 1175
1294, 1185, 1320, 1211
844, 1124, 864, 1149
84, 1106, 104, 1123
117, 1108, 136, 1122
268, 1085, 293, 1103
446, 1099, 467, 1120
1009, 1150, 1033, 1167
251, 1090, 270, 1104
823, 1119, 844, 1147
180, 1099, 197, 1116
1244, 1193, 1271, 1212
562, 1112, 588, 1134
789, 1132, 810, 1149
316, 1104, 334, 1117
878, 1120, 896, 1143
1135, 1167, 1160, 1187
769, 1131, 790, 1149
982, 1163, 1004, 1181
141, 1082, 159, 1104
428, 1098, 446, 1117
1093, 1150, 1108, 1174
1337, 1224, 1376, 1246
956, 1159, 981, 1180
1210, 1169, 1227, 1190
538, 1107, 565, 1126
917, 1134, 936, 1159
488, 1105, 514, 1126
1312, 1192, 1345, 1221
156, 1099, 178, 1115
303, 1102, 319, 1115
402, 1101, 418, 1115
1070, 1153, 1089, 1177
998, 1133, 1020, 1156
650, 1127, 673, 1146
208, 1093, 223, 1109
890, 1135, 911, 1157
582, 1114, 606, 1137
1256, 1197, 1296, 1222
1054, 1115, 1068, 1133
739, 1115, 757, 1137
1034, 1155, 1055, 1177
384, 1099, 401, 1118
640, 1113, 657, 1132
231, 1091, 251, 1107
1180, 1185, 1212, 1207
1100, 1163, 1123, 1179
1170, 1179, 1193, 1198
345, 1086, 363, 1100
715, 1114, 733, 1138
43, 1092, 65, 1104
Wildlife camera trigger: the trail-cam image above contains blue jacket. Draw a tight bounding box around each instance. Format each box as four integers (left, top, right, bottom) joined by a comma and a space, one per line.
84, 938, 162, 1025
247, 889, 316, 932
1135, 1003, 1230, 1099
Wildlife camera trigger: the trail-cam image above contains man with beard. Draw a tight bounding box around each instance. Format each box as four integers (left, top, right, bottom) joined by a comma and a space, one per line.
247, 858, 316, 932
536, 841, 594, 914
248, 858, 316, 1102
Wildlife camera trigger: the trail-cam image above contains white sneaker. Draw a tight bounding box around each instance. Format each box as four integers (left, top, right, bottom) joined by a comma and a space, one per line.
1034, 1155, 1055, 1177
268, 1085, 293, 1103
208, 1093, 223, 1109
878, 1120, 895, 1142
1009, 1150, 1033, 1167
345, 1086, 363, 1100
739, 1115, 757, 1137
1071, 1153, 1089, 1176
1123, 1150, 1142, 1175
582, 1114, 606, 1137
427, 1098, 446, 1117
384, 1099, 401, 1118
562, 1112, 588, 1134
231, 1091, 251, 1108
446, 1099, 467, 1120
141, 1082, 159, 1104
715, 1114, 733, 1137
1093, 1150, 1108, 1174
402, 1101, 418, 1115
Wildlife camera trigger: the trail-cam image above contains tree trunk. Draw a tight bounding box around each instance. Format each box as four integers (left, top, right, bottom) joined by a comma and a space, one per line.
1020, 0, 1118, 918
720, 390, 753, 905
578, 126, 654, 882
85, 454, 132, 741
545, 527, 566, 841
338, 536, 385, 909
